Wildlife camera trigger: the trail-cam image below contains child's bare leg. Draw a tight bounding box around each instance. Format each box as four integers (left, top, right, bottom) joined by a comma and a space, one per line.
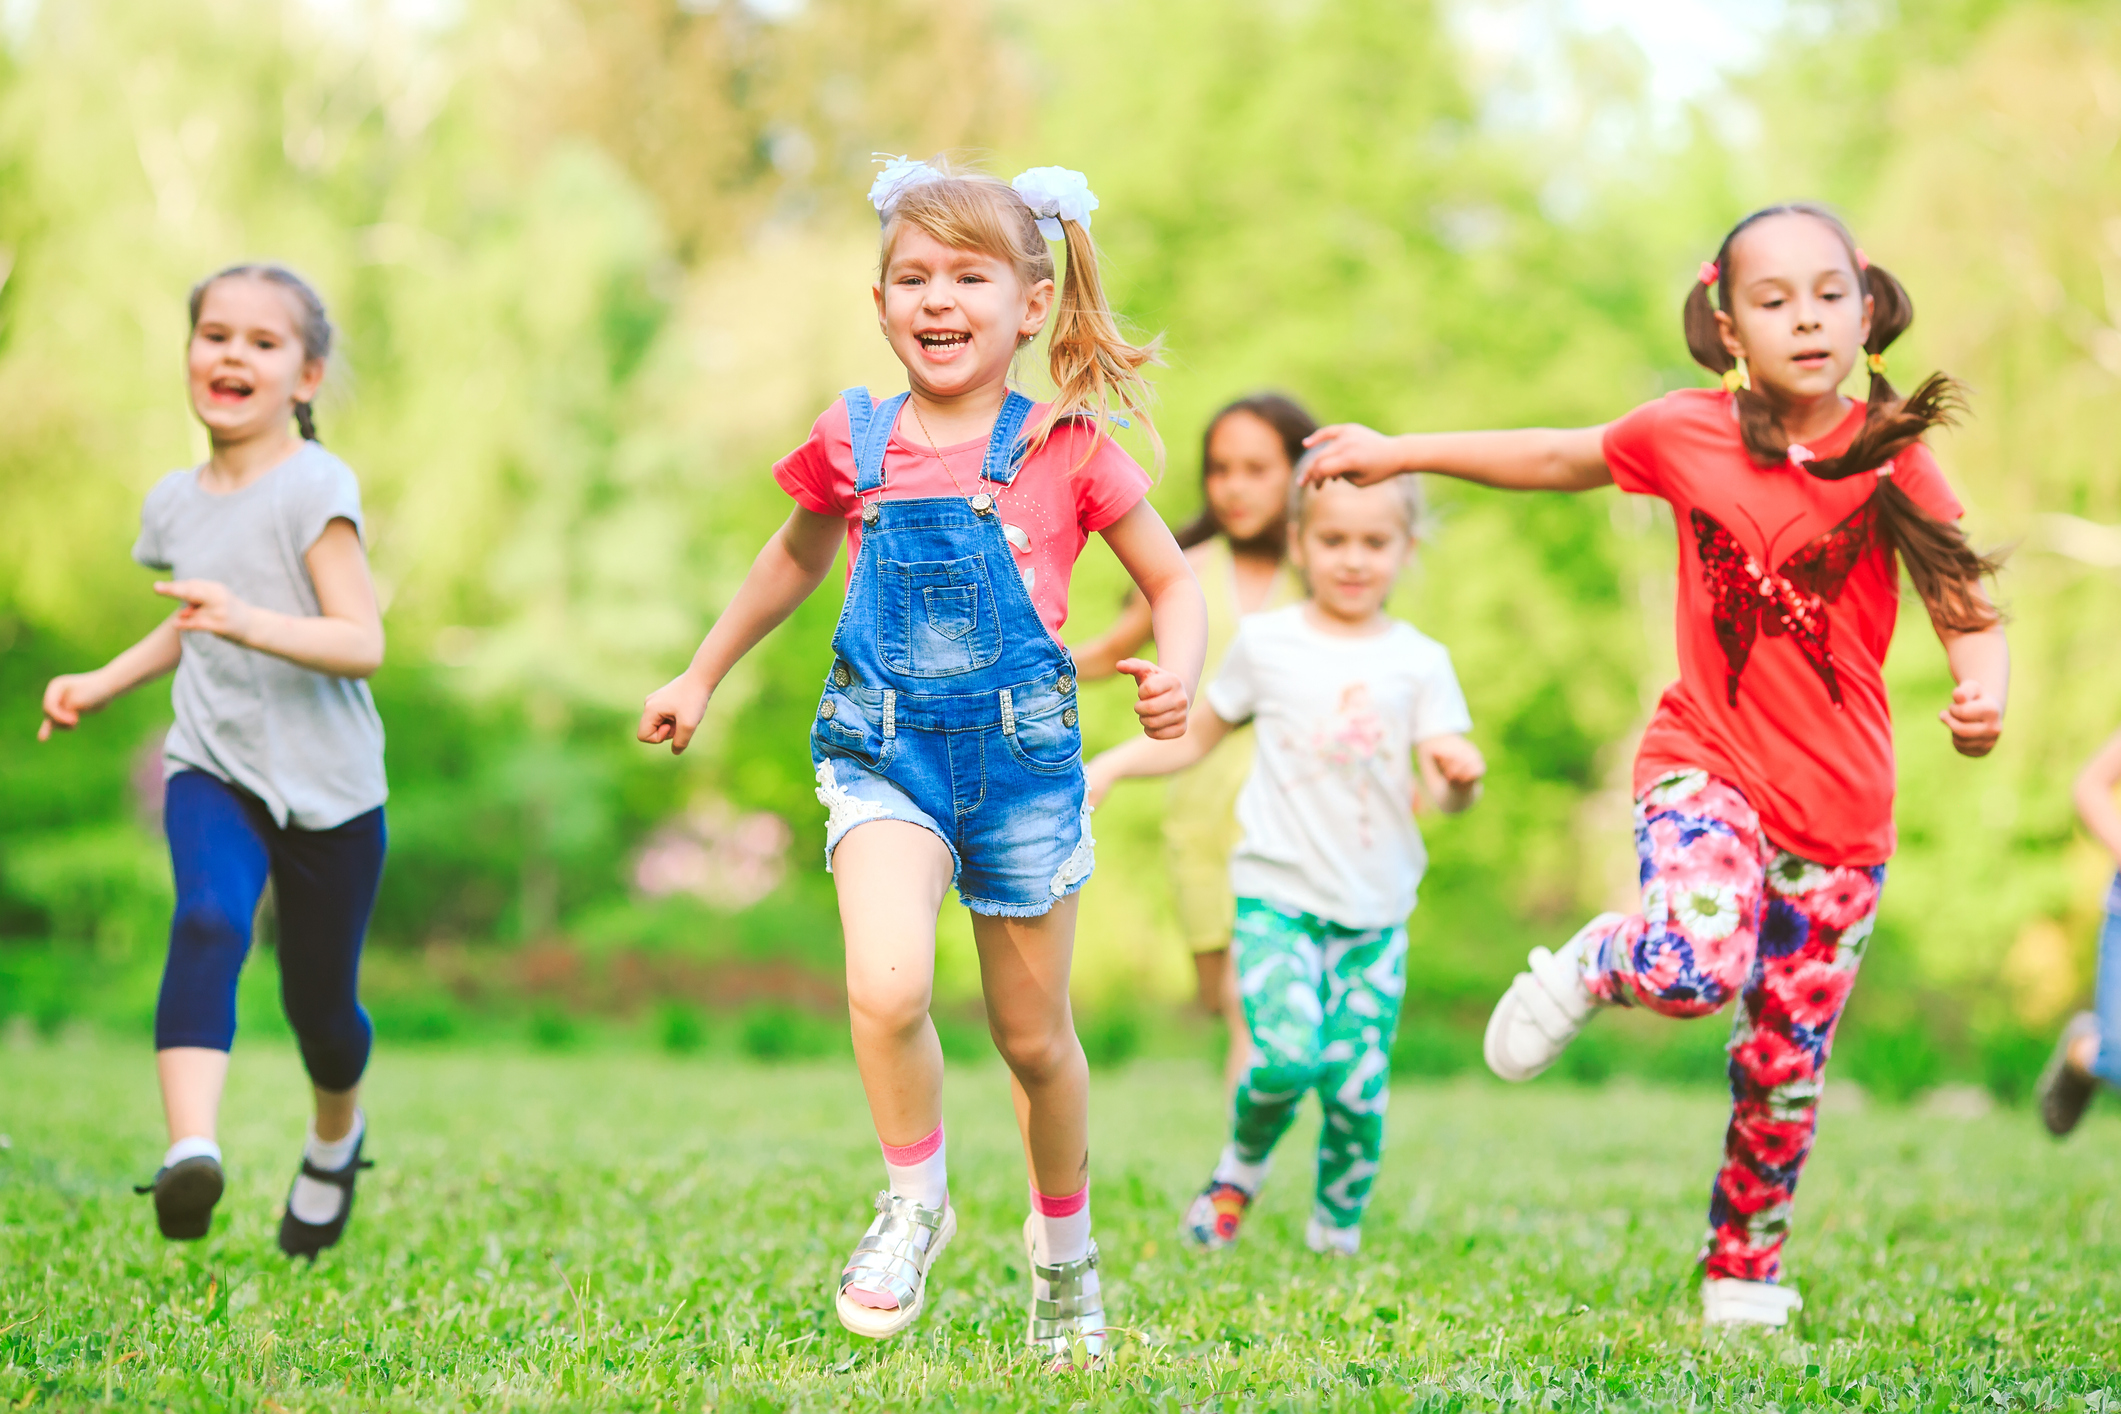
974, 896, 1089, 1195
1192, 948, 1252, 1097
833, 821, 956, 1144
156, 1047, 230, 1144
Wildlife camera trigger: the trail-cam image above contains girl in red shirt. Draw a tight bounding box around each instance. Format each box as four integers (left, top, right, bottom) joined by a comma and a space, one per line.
1302, 204, 2007, 1327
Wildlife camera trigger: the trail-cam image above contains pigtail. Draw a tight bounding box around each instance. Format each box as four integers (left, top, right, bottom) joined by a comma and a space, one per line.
294, 401, 319, 441
1684, 207, 2001, 635
1035, 217, 1164, 472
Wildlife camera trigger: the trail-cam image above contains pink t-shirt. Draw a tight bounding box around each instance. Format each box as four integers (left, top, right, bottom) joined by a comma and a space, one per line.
773, 397, 1152, 639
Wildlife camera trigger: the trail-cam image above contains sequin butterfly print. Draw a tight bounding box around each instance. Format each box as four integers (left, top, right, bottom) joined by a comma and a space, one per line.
1691, 501, 1876, 709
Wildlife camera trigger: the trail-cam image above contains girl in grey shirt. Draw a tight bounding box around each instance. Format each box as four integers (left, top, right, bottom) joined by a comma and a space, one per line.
38, 264, 387, 1258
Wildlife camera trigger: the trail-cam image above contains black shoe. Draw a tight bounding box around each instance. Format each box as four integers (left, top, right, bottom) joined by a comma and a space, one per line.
277, 1130, 374, 1260
2037, 1012, 2101, 1138
134, 1154, 224, 1240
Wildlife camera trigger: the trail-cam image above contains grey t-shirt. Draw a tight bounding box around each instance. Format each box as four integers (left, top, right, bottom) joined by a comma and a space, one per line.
133, 442, 387, 830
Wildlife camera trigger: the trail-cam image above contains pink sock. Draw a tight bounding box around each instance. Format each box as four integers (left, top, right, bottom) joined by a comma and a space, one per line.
844, 1123, 947, 1312
1029, 1182, 1090, 1264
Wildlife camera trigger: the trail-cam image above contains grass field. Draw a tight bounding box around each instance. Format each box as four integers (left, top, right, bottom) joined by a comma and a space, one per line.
3, 1034, 2120, 1411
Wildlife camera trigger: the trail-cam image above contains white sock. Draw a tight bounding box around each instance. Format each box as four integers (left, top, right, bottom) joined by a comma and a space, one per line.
1211, 1144, 1271, 1195
289, 1111, 364, 1225
163, 1135, 221, 1168
880, 1123, 948, 1211
1029, 1183, 1091, 1265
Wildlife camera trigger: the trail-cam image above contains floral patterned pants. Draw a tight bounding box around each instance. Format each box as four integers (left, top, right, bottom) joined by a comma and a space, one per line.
1578, 769, 1885, 1282
1229, 898, 1406, 1230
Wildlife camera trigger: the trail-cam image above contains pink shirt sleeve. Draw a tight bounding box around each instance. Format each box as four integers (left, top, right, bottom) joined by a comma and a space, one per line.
1888, 441, 1964, 522
1601, 396, 1668, 498
1047, 418, 1151, 534
772, 403, 856, 517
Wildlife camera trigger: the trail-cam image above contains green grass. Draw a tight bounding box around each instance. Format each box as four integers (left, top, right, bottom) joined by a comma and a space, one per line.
2, 1034, 2119, 1411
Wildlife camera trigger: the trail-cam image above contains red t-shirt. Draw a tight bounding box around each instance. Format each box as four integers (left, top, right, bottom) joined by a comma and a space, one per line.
1603, 388, 1964, 866
773, 397, 1151, 640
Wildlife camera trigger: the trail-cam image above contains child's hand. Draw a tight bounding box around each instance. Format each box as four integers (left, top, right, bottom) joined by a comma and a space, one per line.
155, 579, 257, 644
38, 672, 112, 741
1417, 733, 1486, 811
1299, 424, 1406, 488
1116, 657, 1188, 739
1941, 679, 2003, 758
639, 674, 714, 755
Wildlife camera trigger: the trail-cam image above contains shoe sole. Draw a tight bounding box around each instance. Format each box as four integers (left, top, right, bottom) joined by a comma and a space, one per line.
2038, 1013, 2100, 1137
155, 1159, 224, 1241
835, 1205, 955, 1340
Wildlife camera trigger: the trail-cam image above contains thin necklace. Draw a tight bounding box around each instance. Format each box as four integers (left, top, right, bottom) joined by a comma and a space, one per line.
908, 399, 995, 512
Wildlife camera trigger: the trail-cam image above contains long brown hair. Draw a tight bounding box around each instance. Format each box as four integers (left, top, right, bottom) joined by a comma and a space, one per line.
881, 164, 1163, 470
1174, 392, 1318, 551
1681, 204, 2000, 632
188, 263, 334, 441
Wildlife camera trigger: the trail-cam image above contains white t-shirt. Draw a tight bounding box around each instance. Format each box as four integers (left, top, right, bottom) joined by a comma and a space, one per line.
1205, 605, 1473, 929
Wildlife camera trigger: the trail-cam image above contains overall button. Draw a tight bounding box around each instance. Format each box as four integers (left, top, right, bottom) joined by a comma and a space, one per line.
1061, 707, 1078, 728
1056, 673, 1075, 694
861, 502, 880, 525
818, 700, 836, 720
832, 664, 852, 687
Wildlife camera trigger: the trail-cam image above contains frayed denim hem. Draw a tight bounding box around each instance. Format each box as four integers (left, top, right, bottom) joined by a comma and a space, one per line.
958, 871, 1090, 919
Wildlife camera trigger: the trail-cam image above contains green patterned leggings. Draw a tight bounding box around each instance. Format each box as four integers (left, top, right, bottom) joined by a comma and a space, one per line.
1230, 897, 1407, 1230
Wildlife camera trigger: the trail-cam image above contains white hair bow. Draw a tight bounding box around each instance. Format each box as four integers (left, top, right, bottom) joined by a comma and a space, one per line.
868, 155, 944, 218
1011, 167, 1097, 241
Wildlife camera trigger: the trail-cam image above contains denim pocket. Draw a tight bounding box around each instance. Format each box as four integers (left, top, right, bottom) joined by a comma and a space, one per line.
810, 687, 894, 772
878, 556, 1002, 677
1002, 696, 1082, 775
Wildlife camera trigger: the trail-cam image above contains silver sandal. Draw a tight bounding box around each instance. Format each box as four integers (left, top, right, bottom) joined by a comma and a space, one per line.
835, 1192, 956, 1339
1022, 1215, 1105, 1368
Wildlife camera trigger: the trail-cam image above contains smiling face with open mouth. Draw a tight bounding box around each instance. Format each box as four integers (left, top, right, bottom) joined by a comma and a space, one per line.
187, 276, 325, 448
873, 224, 1054, 419
1717, 212, 1873, 410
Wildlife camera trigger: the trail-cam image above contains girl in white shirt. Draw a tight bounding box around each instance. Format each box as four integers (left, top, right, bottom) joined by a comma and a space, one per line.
1087, 474, 1484, 1254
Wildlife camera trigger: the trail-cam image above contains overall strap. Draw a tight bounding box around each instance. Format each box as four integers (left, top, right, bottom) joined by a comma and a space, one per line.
842, 387, 909, 495
980, 390, 1038, 487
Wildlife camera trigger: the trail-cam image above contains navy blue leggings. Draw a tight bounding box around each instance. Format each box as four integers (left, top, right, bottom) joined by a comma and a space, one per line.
157, 770, 386, 1091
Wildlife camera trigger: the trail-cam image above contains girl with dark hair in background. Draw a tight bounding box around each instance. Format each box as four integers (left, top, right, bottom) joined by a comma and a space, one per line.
1073, 394, 1311, 1092
1302, 204, 2008, 1326
39, 265, 389, 1258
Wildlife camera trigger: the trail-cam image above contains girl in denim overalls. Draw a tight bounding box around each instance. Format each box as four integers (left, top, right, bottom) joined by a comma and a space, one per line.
640, 160, 1207, 1365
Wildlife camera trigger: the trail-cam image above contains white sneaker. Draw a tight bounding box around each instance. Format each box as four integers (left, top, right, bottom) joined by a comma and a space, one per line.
1702, 1277, 1802, 1327
1482, 923, 1608, 1082
1304, 1213, 1360, 1257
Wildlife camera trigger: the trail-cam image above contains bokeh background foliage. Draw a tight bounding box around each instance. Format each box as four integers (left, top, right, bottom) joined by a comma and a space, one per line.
1, 0, 2118, 1097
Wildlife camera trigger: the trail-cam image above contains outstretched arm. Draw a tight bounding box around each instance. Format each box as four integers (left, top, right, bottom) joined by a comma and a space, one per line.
1416, 733, 1487, 814
1300, 423, 1613, 492
638, 506, 845, 754
38, 617, 185, 740
2075, 726, 2121, 867
1097, 499, 1208, 740
1938, 622, 2008, 758
1085, 700, 1236, 806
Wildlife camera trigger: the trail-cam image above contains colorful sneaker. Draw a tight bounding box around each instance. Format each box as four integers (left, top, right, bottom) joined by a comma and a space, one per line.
835, 1193, 955, 1339
1023, 1216, 1104, 1369
2037, 1012, 2101, 1138
1180, 1180, 1252, 1250
1702, 1277, 1802, 1327
1483, 924, 1606, 1082
134, 1155, 223, 1241
1305, 1213, 1360, 1257
278, 1128, 375, 1260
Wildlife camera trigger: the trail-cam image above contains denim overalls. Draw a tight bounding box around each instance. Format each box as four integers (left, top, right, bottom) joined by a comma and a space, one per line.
810, 387, 1093, 917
